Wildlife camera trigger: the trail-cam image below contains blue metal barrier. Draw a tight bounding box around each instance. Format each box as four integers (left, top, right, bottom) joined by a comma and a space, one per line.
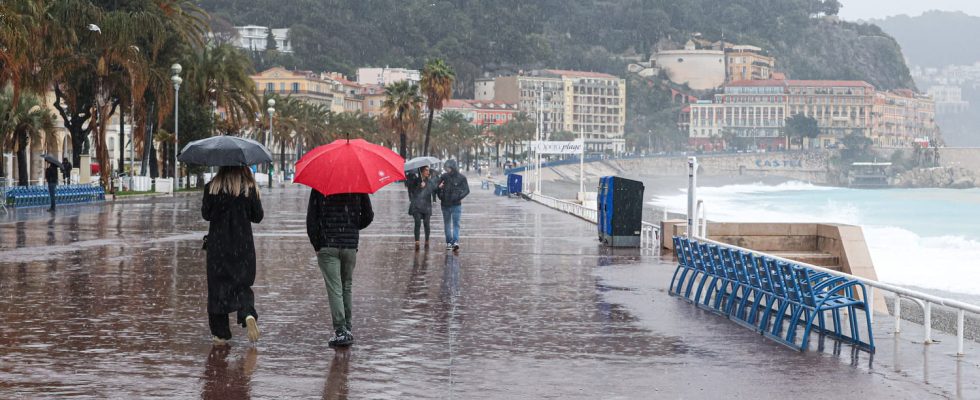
4, 184, 106, 208
669, 236, 874, 353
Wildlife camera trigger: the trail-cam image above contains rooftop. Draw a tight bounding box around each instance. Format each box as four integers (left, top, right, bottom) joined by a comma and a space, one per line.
726, 79, 874, 89
542, 69, 620, 79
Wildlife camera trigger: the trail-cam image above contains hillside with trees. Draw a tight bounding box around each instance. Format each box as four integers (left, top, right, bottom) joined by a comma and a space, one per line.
200, 0, 916, 151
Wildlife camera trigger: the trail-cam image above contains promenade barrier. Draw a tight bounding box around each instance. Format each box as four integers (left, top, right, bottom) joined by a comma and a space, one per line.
526, 193, 662, 254
671, 235, 875, 352
3, 184, 105, 208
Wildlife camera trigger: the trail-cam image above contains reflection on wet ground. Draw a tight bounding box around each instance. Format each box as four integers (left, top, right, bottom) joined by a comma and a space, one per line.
0, 186, 976, 398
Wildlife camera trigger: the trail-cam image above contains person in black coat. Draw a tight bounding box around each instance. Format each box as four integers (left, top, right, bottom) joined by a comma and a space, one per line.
307, 190, 374, 348
405, 165, 436, 250
61, 157, 72, 184
436, 159, 469, 251
201, 166, 264, 344
45, 162, 60, 212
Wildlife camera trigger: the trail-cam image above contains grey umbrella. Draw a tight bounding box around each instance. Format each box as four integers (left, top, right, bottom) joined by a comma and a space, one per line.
404, 156, 440, 171
40, 154, 63, 169
178, 135, 272, 166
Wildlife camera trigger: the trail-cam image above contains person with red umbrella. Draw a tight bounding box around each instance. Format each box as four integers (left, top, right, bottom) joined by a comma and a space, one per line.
296, 138, 404, 348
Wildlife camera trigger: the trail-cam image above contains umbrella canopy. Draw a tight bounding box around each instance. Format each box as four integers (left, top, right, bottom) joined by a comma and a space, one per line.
40, 154, 62, 169
294, 139, 405, 196
178, 135, 272, 166
403, 156, 441, 172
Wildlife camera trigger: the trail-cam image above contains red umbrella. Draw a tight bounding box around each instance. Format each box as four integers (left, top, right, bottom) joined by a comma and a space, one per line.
294, 139, 405, 196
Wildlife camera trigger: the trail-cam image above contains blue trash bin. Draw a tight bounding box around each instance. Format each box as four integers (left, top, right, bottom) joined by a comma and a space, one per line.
507, 174, 522, 195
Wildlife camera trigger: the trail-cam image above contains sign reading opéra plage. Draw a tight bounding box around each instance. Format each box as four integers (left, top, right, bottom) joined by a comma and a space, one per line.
531, 140, 584, 154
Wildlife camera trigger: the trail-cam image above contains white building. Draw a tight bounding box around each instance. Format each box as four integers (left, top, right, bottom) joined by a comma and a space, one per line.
356, 67, 421, 86
474, 77, 495, 101
927, 85, 970, 114
650, 40, 726, 90
234, 25, 292, 53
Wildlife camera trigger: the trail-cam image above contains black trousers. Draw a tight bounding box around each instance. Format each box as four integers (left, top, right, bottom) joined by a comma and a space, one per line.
413, 212, 431, 241
208, 306, 258, 340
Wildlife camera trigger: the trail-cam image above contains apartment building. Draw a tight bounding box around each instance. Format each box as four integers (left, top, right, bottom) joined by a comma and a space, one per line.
492, 69, 626, 152
689, 79, 876, 149
234, 25, 292, 53
872, 90, 938, 148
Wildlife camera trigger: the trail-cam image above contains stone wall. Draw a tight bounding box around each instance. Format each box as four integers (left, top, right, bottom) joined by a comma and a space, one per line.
528, 152, 832, 184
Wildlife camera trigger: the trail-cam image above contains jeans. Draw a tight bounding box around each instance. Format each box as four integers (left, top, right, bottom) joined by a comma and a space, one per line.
442, 205, 461, 245
413, 212, 431, 242
316, 247, 357, 333
47, 183, 57, 210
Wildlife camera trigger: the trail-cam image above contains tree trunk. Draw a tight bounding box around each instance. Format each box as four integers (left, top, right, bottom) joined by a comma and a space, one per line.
423, 108, 435, 156
119, 103, 125, 174
15, 125, 29, 186
279, 140, 286, 177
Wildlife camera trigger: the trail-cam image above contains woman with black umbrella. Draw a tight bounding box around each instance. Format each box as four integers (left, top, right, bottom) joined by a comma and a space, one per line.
201, 166, 264, 344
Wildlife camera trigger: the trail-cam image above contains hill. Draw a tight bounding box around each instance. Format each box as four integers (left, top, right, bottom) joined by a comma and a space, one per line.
199, 0, 916, 148
201, 0, 915, 92
869, 11, 980, 68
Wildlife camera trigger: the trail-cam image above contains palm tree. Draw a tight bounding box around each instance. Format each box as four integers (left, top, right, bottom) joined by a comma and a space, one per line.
420, 59, 455, 156
182, 43, 259, 131
0, 91, 57, 186
381, 80, 422, 158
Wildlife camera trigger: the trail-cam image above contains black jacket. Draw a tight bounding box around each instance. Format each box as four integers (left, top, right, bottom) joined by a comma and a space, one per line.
202, 184, 264, 314
306, 191, 374, 251
405, 173, 436, 216
436, 161, 469, 207
45, 164, 60, 184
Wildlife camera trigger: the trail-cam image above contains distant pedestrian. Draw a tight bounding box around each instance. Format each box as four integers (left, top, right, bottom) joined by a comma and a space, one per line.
45, 161, 59, 212
436, 159, 469, 251
306, 190, 374, 348
201, 166, 264, 345
406, 165, 435, 250
61, 158, 72, 184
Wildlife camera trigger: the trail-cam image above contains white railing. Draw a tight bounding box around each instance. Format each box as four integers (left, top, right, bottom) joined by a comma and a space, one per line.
526, 193, 657, 253
526, 192, 597, 224
696, 236, 980, 356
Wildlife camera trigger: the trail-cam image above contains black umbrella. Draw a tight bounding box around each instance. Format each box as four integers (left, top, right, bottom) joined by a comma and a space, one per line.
178, 135, 272, 166
40, 154, 62, 169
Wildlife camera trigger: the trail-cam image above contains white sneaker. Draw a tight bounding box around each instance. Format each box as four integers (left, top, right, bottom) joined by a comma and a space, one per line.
245, 316, 260, 342
446, 243, 453, 250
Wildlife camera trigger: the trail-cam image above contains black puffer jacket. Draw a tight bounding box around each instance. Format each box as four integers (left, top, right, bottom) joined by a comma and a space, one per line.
436, 160, 469, 207
306, 191, 374, 250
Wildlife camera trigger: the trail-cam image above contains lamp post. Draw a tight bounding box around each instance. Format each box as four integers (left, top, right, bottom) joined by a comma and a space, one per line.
267, 98, 275, 189
171, 63, 182, 191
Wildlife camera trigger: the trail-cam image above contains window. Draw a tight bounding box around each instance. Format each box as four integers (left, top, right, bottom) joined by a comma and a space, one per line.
291, 83, 299, 92
266, 83, 274, 92
279, 83, 286, 92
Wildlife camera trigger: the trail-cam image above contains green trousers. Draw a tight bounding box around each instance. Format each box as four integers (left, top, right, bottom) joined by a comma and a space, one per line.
316, 247, 357, 333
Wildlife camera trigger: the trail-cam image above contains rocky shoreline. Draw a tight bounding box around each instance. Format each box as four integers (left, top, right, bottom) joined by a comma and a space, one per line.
893, 166, 977, 189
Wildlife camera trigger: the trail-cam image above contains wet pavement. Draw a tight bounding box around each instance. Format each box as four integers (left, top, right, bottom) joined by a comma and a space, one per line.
0, 184, 977, 398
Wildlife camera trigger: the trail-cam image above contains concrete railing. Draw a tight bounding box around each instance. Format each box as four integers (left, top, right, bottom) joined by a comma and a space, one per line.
697, 236, 980, 356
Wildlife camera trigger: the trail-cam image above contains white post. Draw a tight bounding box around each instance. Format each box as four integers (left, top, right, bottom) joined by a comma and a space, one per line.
894, 293, 902, 333
957, 309, 965, 356
171, 63, 182, 192
924, 301, 932, 344
579, 133, 585, 195
687, 156, 698, 238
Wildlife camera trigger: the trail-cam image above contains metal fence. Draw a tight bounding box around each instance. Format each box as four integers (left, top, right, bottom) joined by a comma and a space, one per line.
696, 236, 979, 356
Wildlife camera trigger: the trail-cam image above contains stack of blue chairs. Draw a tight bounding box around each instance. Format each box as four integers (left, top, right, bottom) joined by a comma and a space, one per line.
670, 236, 875, 352
4, 184, 106, 208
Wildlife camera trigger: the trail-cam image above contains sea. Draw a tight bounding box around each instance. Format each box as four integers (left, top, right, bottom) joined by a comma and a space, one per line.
650, 182, 980, 302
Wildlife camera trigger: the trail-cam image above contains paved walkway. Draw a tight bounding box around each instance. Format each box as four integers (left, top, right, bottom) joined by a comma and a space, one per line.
0, 184, 976, 398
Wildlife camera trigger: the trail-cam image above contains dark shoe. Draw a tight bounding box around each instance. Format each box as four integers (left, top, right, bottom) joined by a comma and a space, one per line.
452, 243, 460, 251
328, 330, 354, 347
415, 241, 420, 251
424, 240, 430, 248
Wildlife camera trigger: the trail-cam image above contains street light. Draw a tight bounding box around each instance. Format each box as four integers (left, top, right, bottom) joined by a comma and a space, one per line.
267, 98, 275, 189
171, 63, 182, 191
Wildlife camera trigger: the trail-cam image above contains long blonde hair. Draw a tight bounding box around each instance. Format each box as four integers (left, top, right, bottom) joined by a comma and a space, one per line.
208, 166, 259, 198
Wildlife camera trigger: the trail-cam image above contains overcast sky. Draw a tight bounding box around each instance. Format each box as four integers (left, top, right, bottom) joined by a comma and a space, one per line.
839, 0, 980, 20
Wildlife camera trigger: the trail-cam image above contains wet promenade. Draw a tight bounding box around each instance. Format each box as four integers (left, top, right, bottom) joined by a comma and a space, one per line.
0, 185, 977, 398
